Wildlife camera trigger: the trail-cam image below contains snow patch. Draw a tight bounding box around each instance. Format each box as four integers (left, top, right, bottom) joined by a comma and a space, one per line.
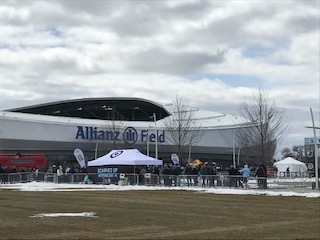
30, 212, 97, 218
1, 182, 319, 198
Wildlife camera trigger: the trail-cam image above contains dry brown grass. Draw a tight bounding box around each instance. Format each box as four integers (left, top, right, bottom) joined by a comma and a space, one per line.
0, 189, 319, 239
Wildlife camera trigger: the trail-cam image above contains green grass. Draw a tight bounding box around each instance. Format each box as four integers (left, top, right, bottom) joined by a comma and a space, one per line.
0, 190, 319, 239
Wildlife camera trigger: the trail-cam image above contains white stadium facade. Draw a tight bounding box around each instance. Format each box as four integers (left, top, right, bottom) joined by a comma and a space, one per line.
0, 98, 250, 167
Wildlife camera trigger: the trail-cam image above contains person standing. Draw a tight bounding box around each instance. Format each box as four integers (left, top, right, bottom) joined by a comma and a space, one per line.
208, 164, 217, 187
266, 166, 271, 177
162, 165, 172, 186
228, 165, 239, 187
150, 165, 160, 186
192, 166, 199, 186
172, 165, 181, 186
56, 166, 63, 183
256, 165, 267, 189
83, 173, 90, 184
240, 164, 251, 189
286, 167, 290, 178
273, 166, 278, 178
199, 164, 208, 187
139, 166, 147, 185
184, 164, 193, 186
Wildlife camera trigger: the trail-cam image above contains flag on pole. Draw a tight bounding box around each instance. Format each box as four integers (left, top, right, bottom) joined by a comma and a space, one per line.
171, 153, 180, 165
73, 148, 86, 168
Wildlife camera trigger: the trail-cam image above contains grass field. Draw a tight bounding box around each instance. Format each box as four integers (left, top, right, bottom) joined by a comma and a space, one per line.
0, 189, 319, 240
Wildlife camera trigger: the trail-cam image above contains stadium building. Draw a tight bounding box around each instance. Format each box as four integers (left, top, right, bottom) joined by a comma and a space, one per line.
0, 98, 250, 167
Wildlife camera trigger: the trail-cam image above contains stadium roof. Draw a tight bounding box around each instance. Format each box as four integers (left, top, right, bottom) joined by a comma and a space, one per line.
6, 98, 171, 121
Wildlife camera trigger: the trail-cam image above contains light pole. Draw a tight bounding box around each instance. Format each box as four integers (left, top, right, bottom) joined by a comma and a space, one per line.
232, 128, 237, 167
94, 142, 99, 159
146, 125, 150, 156
153, 113, 158, 160
306, 108, 319, 189
188, 145, 192, 163
237, 147, 241, 166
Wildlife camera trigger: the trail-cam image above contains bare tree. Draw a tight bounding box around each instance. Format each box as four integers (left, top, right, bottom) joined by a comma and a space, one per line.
107, 108, 123, 149
94, 108, 123, 158
281, 147, 293, 159
163, 95, 203, 165
292, 145, 304, 160
280, 145, 304, 160
237, 88, 289, 165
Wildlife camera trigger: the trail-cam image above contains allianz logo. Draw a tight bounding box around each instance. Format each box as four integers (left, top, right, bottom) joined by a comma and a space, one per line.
75, 126, 165, 145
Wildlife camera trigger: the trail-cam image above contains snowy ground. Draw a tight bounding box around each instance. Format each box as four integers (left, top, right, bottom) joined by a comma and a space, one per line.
1, 181, 319, 198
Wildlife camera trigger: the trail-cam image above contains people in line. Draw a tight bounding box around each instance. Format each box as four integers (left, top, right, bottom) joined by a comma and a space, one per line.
162, 164, 173, 186
149, 165, 160, 185
172, 165, 181, 186
273, 166, 278, 177
184, 164, 193, 186
208, 163, 217, 187
228, 165, 241, 188
1, 160, 288, 191
256, 164, 268, 189
138, 166, 147, 185
83, 173, 90, 184
286, 167, 290, 178
240, 164, 251, 189
199, 163, 208, 187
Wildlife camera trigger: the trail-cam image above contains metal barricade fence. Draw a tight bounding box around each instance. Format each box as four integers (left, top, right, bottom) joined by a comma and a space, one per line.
45, 173, 56, 183
122, 173, 138, 185
8, 173, 20, 184
142, 173, 159, 186
159, 174, 179, 186
0, 172, 33, 184
33, 172, 46, 182
0, 172, 317, 189
0, 173, 8, 183
176, 175, 217, 187
177, 175, 199, 187
277, 171, 309, 179
73, 173, 85, 183
268, 177, 315, 189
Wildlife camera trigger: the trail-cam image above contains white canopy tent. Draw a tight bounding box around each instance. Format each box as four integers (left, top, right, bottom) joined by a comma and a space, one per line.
87, 149, 163, 167
273, 157, 307, 176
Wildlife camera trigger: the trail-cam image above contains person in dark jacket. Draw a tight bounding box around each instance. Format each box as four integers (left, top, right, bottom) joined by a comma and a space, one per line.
184, 164, 193, 186
139, 166, 147, 185
162, 165, 172, 186
256, 164, 267, 189
192, 166, 199, 186
208, 164, 217, 187
0, 164, 6, 183
150, 165, 160, 186
228, 165, 239, 187
172, 165, 181, 186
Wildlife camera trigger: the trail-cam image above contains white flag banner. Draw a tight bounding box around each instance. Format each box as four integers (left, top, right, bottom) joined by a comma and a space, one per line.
171, 153, 180, 165
74, 148, 86, 168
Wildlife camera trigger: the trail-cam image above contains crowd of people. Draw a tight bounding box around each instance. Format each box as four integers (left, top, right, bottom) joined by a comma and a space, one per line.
0, 164, 41, 183
0, 163, 87, 183
135, 162, 277, 189
1, 161, 278, 189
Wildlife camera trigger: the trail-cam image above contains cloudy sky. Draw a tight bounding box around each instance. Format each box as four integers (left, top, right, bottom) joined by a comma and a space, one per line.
0, 0, 319, 149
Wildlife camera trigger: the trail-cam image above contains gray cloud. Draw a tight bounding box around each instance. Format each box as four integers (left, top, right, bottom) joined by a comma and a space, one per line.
127, 48, 225, 75
287, 15, 319, 33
